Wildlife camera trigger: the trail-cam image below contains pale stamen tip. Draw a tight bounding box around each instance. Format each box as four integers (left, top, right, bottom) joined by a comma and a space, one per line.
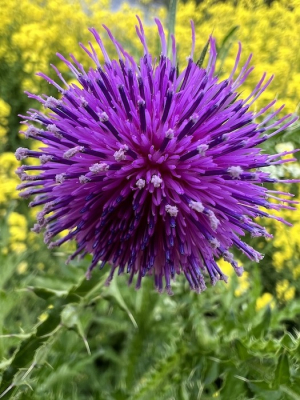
79, 175, 91, 184
99, 111, 109, 122
197, 144, 209, 156
165, 204, 178, 217
44, 96, 62, 108
89, 162, 109, 173
55, 173, 66, 184
151, 174, 163, 188
228, 165, 243, 179
136, 178, 146, 189
114, 148, 127, 161
189, 200, 204, 213
63, 146, 84, 159
165, 128, 174, 139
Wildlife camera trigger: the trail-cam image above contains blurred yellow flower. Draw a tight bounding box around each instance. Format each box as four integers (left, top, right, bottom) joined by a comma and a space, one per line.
235, 272, 250, 297
0, 152, 20, 204
0, 98, 10, 142
10, 242, 27, 254
276, 280, 296, 302
256, 292, 275, 311
38, 312, 48, 322
17, 261, 28, 274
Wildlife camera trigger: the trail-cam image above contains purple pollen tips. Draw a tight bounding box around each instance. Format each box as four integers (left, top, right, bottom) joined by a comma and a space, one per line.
228, 165, 243, 179
47, 124, 59, 132
99, 111, 109, 122
137, 98, 145, 106
39, 154, 53, 164
114, 147, 127, 161
15, 147, 29, 160
80, 96, 88, 107
165, 128, 174, 139
24, 125, 40, 137
31, 223, 42, 233
16, 16, 298, 294
207, 210, 220, 231
15, 167, 24, 179
63, 146, 84, 159
89, 163, 109, 173
79, 175, 91, 184
151, 175, 163, 188
47, 124, 62, 138
190, 113, 199, 123
197, 144, 209, 156
136, 178, 146, 189
189, 201, 204, 213
44, 96, 62, 108
209, 238, 220, 249
165, 205, 179, 217
55, 173, 66, 184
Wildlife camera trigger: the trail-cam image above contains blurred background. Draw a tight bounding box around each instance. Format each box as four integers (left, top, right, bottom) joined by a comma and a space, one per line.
1, 0, 300, 399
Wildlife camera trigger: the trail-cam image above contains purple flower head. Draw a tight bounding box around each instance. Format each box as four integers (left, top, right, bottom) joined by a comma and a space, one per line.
16, 18, 298, 294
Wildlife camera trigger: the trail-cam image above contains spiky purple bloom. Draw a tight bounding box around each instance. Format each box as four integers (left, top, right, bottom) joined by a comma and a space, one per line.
16, 18, 298, 293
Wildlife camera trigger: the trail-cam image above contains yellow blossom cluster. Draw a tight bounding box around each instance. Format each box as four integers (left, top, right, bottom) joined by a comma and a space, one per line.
0, 98, 10, 146
7, 211, 27, 254
256, 292, 275, 311
276, 279, 296, 302
176, 0, 300, 114
266, 190, 300, 302
0, 0, 299, 116
0, 152, 20, 204
272, 193, 300, 275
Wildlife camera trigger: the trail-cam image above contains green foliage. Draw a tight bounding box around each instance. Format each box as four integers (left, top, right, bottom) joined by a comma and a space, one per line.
1, 257, 300, 399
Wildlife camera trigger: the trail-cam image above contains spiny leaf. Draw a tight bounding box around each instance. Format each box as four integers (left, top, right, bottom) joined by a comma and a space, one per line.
280, 332, 298, 351
131, 353, 179, 400
232, 339, 250, 361
0, 308, 62, 399
27, 286, 68, 301
219, 26, 239, 51
196, 40, 209, 68
103, 278, 137, 328
167, 0, 177, 58
251, 305, 271, 338
274, 352, 290, 387
0, 271, 105, 399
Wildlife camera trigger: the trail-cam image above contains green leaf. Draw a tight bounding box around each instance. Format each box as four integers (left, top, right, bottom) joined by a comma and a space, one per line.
61, 305, 91, 355
280, 332, 297, 351
103, 278, 137, 328
252, 305, 271, 338
247, 381, 282, 400
216, 26, 239, 75
28, 286, 68, 301
233, 339, 250, 361
275, 353, 290, 387
196, 40, 209, 68
0, 271, 105, 399
0, 358, 13, 372
61, 305, 79, 329
219, 26, 240, 51
0, 309, 62, 399
280, 385, 300, 400
220, 369, 247, 398
68, 270, 106, 299
131, 353, 179, 400
167, 0, 178, 58
204, 360, 219, 385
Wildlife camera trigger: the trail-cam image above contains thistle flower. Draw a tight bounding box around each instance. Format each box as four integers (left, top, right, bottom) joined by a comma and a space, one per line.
16, 18, 298, 294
